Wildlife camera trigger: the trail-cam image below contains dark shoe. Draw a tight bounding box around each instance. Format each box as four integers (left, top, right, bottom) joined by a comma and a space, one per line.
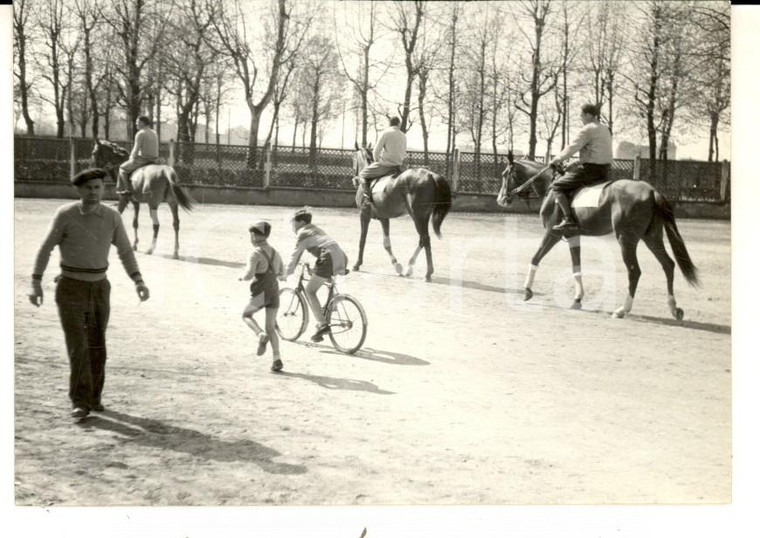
552, 217, 580, 234
71, 407, 90, 419
271, 359, 283, 372
256, 333, 270, 356
91, 402, 105, 412
310, 323, 330, 342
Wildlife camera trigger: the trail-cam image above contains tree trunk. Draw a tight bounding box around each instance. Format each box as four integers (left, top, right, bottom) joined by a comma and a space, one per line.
418, 71, 429, 165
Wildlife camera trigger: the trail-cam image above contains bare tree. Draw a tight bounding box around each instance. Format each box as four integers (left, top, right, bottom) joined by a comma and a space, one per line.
512, 0, 560, 160
297, 35, 343, 170
162, 0, 215, 158
387, 0, 425, 131
36, 0, 70, 137
461, 3, 498, 179
689, 1, 730, 161
334, 0, 388, 147
101, 0, 173, 140
207, 0, 309, 168
13, 0, 37, 135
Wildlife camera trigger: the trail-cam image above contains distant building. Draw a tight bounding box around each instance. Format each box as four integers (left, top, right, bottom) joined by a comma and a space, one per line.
616, 140, 677, 160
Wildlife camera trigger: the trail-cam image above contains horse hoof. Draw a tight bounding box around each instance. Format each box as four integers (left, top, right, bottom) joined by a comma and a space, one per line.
425, 276, 432, 283
352, 264, 361, 272
173, 253, 179, 260
570, 300, 582, 310
394, 263, 404, 275
524, 288, 533, 301
146, 249, 154, 256
612, 309, 625, 319
674, 307, 684, 320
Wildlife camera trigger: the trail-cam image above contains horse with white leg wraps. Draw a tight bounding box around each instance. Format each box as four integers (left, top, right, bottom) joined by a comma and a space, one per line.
351, 145, 452, 282
91, 139, 194, 259
496, 152, 699, 319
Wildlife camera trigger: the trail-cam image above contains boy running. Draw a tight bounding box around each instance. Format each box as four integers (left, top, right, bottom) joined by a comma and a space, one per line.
239, 221, 284, 372
282, 208, 348, 342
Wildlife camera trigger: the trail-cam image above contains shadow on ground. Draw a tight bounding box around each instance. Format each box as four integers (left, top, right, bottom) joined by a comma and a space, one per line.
274, 371, 395, 395
291, 341, 429, 366
78, 410, 307, 475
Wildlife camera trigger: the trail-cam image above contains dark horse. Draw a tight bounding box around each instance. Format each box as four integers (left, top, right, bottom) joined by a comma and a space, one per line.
351, 145, 452, 282
91, 139, 194, 259
496, 153, 699, 319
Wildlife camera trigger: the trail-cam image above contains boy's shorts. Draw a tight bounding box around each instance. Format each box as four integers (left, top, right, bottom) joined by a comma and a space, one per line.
313, 250, 334, 279
245, 291, 279, 314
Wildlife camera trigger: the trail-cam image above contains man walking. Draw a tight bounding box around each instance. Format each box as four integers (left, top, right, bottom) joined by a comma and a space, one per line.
29, 168, 150, 419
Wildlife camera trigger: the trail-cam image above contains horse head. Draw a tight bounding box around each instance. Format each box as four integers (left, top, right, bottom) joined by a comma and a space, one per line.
91, 139, 129, 181
351, 145, 374, 188
497, 160, 517, 207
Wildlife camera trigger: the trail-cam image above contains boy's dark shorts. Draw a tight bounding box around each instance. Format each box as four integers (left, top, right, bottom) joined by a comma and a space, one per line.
313, 250, 334, 279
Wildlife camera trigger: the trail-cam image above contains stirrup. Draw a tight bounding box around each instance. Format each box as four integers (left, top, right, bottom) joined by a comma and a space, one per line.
552, 218, 580, 233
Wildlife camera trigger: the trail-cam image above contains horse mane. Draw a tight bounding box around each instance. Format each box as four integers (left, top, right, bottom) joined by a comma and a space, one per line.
99, 140, 130, 158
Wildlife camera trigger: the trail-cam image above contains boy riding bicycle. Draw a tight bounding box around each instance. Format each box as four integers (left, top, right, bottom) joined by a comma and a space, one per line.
282, 208, 349, 342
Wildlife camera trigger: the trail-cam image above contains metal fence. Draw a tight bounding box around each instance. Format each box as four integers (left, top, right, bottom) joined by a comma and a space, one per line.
13, 135, 730, 203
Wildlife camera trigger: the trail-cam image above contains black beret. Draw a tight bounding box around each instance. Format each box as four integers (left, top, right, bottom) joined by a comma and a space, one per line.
72, 168, 108, 186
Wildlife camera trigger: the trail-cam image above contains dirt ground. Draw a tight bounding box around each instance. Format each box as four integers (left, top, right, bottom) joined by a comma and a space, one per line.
13, 198, 731, 507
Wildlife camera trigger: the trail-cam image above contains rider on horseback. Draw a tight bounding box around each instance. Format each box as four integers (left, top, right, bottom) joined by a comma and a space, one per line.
359, 116, 407, 205
548, 103, 613, 235
117, 115, 159, 196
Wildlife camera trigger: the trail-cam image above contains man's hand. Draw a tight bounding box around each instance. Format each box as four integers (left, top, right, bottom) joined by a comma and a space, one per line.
548, 157, 562, 168
136, 282, 150, 302
28, 280, 43, 307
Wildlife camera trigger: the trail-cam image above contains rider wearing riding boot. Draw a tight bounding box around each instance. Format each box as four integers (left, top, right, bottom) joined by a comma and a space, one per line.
359, 116, 407, 205
117, 115, 159, 196
548, 103, 613, 235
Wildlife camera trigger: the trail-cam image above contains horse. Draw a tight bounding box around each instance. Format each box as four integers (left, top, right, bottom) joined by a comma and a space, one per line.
496, 152, 699, 319
91, 139, 194, 259
351, 144, 452, 282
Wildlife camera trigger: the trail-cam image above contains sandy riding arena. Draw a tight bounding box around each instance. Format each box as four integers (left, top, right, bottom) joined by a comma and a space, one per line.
14, 199, 730, 506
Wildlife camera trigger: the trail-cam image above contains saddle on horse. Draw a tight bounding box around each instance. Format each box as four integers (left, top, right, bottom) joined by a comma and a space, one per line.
363, 167, 403, 206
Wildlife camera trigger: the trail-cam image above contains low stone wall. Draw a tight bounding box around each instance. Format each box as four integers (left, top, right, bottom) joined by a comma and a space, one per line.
14, 181, 730, 219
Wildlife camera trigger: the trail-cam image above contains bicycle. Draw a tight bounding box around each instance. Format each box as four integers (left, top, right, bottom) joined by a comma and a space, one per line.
276, 263, 368, 354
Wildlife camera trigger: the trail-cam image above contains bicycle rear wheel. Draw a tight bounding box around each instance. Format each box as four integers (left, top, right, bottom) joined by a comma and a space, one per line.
276, 288, 308, 341
326, 294, 368, 354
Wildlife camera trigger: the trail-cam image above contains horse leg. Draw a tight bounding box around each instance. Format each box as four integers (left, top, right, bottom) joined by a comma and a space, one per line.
353, 205, 371, 272
146, 205, 160, 255
379, 218, 403, 275
567, 235, 584, 310
407, 212, 433, 282
642, 228, 682, 320
523, 230, 562, 301
170, 202, 180, 260
117, 195, 130, 214
612, 233, 642, 319
131, 201, 140, 251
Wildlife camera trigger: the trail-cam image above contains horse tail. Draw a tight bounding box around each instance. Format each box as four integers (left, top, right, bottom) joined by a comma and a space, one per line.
653, 191, 699, 287
164, 167, 195, 211
431, 172, 452, 238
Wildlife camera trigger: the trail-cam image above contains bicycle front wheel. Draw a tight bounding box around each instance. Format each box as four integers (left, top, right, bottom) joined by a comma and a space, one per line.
276, 288, 308, 341
326, 294, 368, 354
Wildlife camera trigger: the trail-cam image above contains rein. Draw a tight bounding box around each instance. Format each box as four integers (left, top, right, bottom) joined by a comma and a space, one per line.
509, 165, 552, 197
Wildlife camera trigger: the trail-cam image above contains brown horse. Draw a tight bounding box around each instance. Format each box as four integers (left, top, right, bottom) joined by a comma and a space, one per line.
91, 139, 194, 259
351, 145, 452, 282
496, 153, 699, 319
